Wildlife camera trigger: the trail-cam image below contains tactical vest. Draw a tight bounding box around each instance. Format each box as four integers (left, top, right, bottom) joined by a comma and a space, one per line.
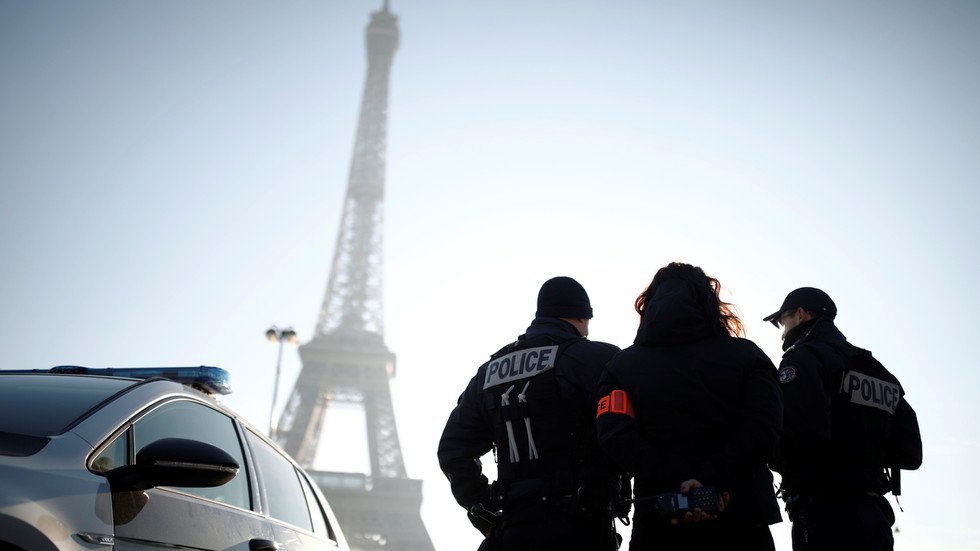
482, 333, 588, 500
822, 342, 903, 494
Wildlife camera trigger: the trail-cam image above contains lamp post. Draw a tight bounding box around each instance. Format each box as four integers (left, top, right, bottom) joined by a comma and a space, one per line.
265, 325, 298, 439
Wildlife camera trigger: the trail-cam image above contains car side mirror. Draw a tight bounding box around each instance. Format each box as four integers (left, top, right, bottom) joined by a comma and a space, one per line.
106, 437, 239, 491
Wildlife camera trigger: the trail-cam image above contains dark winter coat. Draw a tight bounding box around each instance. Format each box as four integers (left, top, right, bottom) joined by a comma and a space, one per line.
438, 317, 621, 510
770, 318, 922, 497
596, 279, 783, 526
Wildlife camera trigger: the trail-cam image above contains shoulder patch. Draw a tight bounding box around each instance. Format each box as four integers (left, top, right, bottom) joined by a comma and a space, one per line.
778, 365, 798, 384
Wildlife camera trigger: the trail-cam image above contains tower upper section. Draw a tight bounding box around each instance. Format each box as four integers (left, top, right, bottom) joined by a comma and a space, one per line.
366, 3, 399, 68
314, 3, 399, 339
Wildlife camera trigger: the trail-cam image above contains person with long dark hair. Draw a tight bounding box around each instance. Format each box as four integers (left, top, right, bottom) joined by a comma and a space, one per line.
596, 262, 783, 549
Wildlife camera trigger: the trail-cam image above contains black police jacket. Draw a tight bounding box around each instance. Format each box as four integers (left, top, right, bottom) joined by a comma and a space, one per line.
770, 318, 923, 497
437, 317, 621, 511
596, 279, 783, 526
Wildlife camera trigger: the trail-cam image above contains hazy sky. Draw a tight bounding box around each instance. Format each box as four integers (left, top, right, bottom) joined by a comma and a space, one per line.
1, 1, 978, 550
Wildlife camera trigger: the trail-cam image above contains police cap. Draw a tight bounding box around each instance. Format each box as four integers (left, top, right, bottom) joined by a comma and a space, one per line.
763, 287, 837, 327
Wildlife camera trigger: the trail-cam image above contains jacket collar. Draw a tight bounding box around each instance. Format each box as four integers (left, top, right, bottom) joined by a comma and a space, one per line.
782, 318, 847, 352
525, 317, 582, 340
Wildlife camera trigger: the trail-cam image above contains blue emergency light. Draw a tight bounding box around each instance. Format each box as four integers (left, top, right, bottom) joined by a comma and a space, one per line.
3, 365, 233, 395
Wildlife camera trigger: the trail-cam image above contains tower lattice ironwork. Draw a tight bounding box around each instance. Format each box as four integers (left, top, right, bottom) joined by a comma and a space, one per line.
275, 3, 433, 549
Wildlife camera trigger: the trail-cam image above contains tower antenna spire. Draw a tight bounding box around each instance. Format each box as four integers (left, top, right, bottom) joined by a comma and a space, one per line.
274, 4, 433, 550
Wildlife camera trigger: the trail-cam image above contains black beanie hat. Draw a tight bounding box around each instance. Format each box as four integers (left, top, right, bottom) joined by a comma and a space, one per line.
536, 276, 593, 319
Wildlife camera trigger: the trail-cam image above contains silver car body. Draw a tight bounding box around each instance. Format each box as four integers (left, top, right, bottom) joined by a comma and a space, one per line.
0, 370, 350, 551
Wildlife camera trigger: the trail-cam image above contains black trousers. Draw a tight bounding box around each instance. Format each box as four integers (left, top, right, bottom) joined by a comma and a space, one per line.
788, 494, 895, 551
627, 515, 775, 551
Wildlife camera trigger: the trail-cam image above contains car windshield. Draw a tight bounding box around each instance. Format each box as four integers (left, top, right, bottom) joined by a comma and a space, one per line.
0, 374, 134, 436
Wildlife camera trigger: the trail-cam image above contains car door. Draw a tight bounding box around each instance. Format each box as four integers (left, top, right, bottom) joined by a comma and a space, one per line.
97, 398, 275, 550
244, 428, 344, 549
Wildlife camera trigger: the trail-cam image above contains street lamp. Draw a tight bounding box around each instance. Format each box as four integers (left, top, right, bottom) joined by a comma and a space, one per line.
266, 325, 298, 439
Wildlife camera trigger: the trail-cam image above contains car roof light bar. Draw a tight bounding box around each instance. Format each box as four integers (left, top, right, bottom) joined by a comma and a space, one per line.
1, 366, 233, 395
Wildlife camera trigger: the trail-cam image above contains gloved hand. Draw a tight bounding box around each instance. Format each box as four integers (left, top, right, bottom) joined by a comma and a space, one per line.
467, 503, 501, 536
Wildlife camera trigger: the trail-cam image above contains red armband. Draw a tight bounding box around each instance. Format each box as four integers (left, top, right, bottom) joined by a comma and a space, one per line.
596, 389, 635, 419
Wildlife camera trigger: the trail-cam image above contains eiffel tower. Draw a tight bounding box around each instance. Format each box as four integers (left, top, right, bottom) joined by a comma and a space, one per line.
275, 3, 434, 549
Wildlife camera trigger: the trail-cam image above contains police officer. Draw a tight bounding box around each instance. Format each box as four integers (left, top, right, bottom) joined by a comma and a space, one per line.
764, 287, 923, 551
437, 276, 624, 551
596, 262, 783, 549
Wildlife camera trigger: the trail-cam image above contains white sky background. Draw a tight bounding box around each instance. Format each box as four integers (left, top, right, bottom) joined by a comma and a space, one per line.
1, 1, 978, 549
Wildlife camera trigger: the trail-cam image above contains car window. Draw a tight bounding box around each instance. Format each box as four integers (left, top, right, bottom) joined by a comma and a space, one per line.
299, 470, 335, 540
244, 429, 313, 531
91, 432, 127, 473
133, 399, 250, 510
0, 374, 132, 436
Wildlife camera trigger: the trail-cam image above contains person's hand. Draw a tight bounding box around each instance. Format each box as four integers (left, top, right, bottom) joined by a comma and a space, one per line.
670, 479, 730, 525
467, 503, 501, 536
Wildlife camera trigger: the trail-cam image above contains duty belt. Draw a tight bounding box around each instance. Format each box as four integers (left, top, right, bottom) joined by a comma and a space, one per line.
784, 491, 880, 508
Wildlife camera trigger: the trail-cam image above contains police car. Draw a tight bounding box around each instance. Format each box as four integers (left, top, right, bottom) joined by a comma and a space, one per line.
0, 366, 350, 551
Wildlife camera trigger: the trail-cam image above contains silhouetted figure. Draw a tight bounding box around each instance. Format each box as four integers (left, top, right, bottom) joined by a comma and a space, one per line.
764, 287, 922, 551
597, 262, 782, 550
438, 276, 625, 550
